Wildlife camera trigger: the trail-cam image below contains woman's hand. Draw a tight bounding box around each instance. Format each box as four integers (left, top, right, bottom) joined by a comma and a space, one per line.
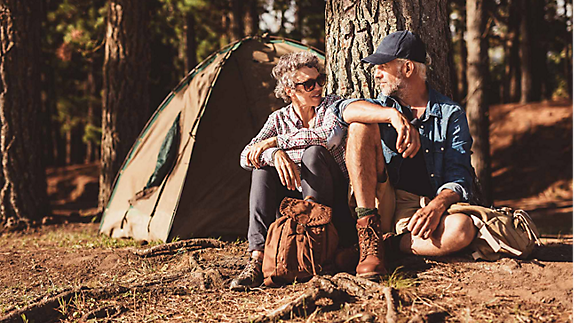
273, 150, 301, 191
390, 110, 420, 158
246, 137, 277, 168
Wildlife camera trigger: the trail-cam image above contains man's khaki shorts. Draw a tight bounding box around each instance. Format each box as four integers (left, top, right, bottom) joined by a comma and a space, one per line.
349, 179, 430, 234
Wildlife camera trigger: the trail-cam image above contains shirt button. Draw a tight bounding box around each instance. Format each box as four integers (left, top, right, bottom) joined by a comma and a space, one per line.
440, 147, 444, 151
430, 173, 435, 177
425, 149, 429, 153
420, 125, 424, 129
388, 124, 391, 127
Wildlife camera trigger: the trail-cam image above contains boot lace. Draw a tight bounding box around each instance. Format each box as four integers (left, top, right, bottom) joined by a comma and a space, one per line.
358, 224, 382, 260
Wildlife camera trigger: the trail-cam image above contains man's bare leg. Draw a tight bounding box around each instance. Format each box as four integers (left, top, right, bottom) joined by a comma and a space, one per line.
399, 213, 476, 256
346, 123, 385, 208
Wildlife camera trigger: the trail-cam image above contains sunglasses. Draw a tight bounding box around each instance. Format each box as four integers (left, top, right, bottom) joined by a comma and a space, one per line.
294, 73, 326, 92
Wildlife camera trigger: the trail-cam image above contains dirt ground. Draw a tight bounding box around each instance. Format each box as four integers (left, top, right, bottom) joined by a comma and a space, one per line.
0, 101, 572, 323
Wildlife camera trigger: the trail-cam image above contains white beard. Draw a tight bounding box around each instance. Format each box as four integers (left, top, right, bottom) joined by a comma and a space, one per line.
381, 76, 406, 98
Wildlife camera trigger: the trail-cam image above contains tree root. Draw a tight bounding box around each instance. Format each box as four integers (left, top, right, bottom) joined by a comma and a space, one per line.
252, 274, 400, 323
383, 286, 397, 323
133, 238, 225, 257
252, 277, 345, 323
0, 272, 186, 323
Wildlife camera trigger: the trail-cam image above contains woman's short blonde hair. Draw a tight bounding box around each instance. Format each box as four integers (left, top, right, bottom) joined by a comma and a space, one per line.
272, 51, 321, 103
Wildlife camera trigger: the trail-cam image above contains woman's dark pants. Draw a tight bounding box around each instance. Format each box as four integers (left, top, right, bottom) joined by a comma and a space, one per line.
247, 146, 358, 251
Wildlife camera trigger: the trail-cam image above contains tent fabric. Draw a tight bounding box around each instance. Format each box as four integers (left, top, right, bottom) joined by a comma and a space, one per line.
145, 112, 181, 190
99, 36, 325, 242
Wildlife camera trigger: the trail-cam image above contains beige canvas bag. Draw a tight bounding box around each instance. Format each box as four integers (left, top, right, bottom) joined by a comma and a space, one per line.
448, 203, 543, 261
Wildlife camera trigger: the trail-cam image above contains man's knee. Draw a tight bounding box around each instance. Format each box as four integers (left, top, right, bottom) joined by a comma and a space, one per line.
348, 122, 380, 140
301, 145, 328, 168
443, 213, 477, 247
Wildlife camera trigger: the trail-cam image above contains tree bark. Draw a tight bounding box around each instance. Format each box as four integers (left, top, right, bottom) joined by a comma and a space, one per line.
325, 0, 453, 100
466, 0, 492, 205
0, 0, 49, 227
99, 0, 151, 211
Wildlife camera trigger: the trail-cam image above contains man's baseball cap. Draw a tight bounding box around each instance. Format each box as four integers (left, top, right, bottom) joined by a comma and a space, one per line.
362, 30, 426, 65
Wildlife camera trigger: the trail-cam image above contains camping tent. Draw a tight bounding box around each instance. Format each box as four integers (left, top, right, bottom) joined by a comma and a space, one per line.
99, 36, 325, 242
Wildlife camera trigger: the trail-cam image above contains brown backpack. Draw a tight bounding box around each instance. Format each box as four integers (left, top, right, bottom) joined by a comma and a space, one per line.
262, 197, 339, 287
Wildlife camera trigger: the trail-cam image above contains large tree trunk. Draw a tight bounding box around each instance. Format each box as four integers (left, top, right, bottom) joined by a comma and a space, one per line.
0, 0, 49, 228
99, 0, 151, 211
325, 0, 453, 99
466, 0, 492, 205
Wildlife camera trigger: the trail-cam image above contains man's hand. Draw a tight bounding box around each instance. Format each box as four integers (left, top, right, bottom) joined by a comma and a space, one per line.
407, 190, 461, 239
246, 137, 276, 168
407, 198, 446, 239
273, 150, 301, 191
390, 110, 420, 158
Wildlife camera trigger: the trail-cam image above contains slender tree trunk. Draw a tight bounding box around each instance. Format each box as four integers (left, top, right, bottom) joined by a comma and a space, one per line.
507, 0, 521, 102
230, 0, 244, 41
293, 0, 303, 39
220, 15, 230, 47
185, 12, 197, 72
457, 1, 468, 102
0, 0, 49, 228
243, 0, 259, 36
85, 62, 95, 163
466, 0, 492, 205
565, 0, 573, 99
65, 121, 72, 165
325, 0, 453, 99
529, 0, 545, 101
99, 0, 151, 211
519, 0, 532, 103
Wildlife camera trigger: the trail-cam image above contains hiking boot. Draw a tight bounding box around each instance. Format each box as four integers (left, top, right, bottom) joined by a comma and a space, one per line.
356, 214, 388, 279
229, 257, 263, 291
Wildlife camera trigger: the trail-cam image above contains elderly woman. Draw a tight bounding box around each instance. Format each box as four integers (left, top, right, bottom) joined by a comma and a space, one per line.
230, 52, 357, 290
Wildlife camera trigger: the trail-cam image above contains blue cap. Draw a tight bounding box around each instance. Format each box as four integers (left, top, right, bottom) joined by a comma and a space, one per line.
362, 31, 426, 65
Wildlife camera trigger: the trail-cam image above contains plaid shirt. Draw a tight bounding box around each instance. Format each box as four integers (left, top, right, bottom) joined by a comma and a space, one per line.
240, 94, 348, 179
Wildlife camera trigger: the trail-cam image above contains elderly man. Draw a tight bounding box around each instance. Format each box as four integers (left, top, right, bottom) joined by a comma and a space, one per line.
333, 31, 478, 277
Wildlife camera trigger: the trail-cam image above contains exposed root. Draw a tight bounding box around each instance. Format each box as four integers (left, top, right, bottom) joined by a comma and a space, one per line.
0, 272, 186, 323
0, 288, 82, 323
250, 273, 401, 322
383, 286, 397, 323
133, 238, 225, 257
251, 277, 345, 323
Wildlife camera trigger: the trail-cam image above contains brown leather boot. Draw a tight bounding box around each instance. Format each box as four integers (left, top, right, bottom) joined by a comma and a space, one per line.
356, 213, 388, 279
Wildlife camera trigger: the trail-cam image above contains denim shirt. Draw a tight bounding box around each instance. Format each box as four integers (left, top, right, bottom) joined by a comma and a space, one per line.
332, 88, 474, 201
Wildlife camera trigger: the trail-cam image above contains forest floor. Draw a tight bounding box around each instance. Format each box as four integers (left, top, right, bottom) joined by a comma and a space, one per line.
0, 100, 572, 323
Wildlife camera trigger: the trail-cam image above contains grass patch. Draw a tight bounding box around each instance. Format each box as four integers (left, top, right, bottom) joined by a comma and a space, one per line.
0, 226, 163, 250
381, 267, 416, 289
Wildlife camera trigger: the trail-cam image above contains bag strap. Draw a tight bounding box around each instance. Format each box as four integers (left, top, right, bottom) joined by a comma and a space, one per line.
514, 210, 543, 246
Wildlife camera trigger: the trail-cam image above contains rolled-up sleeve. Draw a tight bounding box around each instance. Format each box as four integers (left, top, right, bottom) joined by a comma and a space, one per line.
332, 98, 383, 127
437, 110, 474, 201
239, 114, 279, 170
